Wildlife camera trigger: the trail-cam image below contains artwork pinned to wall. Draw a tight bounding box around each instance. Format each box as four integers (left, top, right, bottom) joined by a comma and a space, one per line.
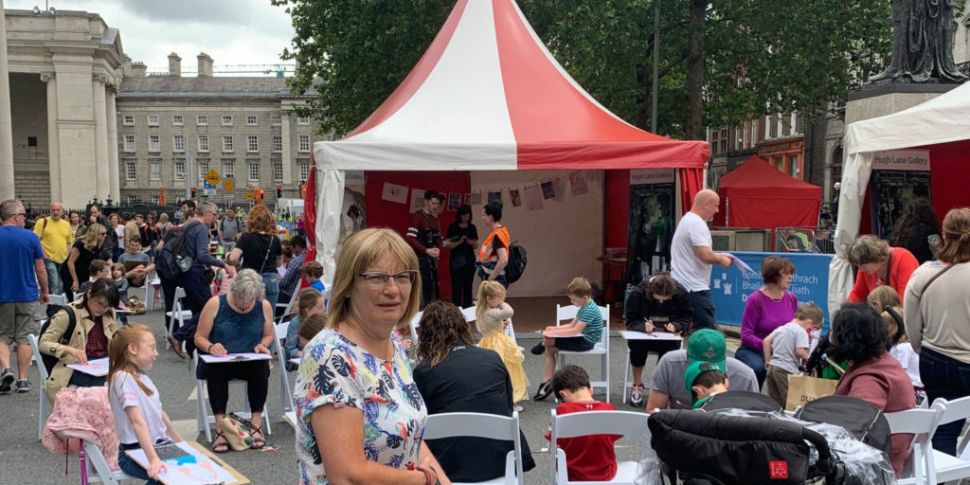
467, 191, 483, 205
524, 185, 543, 210
409, 188, 427, 213
509, 188, 522, 207
381, 182, 408, 204
569, 171, 588, 196
540, 179, 557, 200
488, 191, 503, 204
447, 192, 462, 211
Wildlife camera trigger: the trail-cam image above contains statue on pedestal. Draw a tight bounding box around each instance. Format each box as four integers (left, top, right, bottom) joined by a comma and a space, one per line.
871, 0, 967, 83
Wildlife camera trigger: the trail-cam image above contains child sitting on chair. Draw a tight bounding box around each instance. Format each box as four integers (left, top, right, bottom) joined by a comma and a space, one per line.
109, 324, 183, 483
300, 260, 327, 294
762, 303, 824, 407
880, 306, 925, 405
545, 364, 619, 482
78, 259, 111, 296
476, 281, 529, 407
685, 361, 729, 409
532, 277, 604, 401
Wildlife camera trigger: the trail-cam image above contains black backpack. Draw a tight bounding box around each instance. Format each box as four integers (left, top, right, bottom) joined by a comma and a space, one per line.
156, 221, 199, 280
39, 305, 78, 375
505, 242, 527, 283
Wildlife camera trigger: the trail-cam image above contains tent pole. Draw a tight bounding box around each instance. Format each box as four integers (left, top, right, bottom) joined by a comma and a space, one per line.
651, 0, 660, 132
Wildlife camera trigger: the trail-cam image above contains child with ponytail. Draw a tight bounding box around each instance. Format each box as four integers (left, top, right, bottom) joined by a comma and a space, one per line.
476, 281, 529, 406
108, 324, 182, 484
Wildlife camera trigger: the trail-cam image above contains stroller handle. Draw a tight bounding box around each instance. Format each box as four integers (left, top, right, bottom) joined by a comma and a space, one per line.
801, 427, 835, 474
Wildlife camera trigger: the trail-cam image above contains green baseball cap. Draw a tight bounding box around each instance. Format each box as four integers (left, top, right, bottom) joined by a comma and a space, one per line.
684, 360, 725, 393
686, 329, 727, 371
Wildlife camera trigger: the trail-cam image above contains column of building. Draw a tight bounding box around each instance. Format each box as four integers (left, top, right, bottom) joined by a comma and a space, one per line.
42, 72, 62, 202
0, 0, 15, 199
280, 105, 293, 185
106, 83, 120, 202
93, 74, 110, 201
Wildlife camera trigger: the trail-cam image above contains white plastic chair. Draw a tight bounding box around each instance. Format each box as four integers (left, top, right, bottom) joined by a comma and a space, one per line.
885, 407, 942, 485
193, 351, 272, 443
164, 287, 191, 349
555, 304, 611, 402
408, 311, 424, 347
549, 409, 647, 484
27, 334, 50, 440
127, 271, 154, 312
275, 320, 296, 416
462, 306, 477, 323
276, 287, 299, 325
48, 294, 67, 306
82, 438, 136, 484
930, 397, 970, 483
424, 412, 524, 485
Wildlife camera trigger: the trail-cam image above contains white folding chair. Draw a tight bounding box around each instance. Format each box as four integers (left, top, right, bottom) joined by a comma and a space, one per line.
930, 397, 970, 483
408, 311, 424, 347
164, 287, 191, 349
193, 352, 272, 443
276, 287, 299, 325
127, 272, 154, 312
275, 320, 296, 416
27, 334, 50, 440
549, 409, 647, 484
48, 294, 67, 306
462, 306, 477, 323
424, 412, 524, 485
82, 438, 136, 484
555, 304, 611, 402
885, 407, 942, 485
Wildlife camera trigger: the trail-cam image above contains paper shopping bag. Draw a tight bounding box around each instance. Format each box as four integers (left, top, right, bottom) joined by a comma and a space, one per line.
785, 374, 838, 411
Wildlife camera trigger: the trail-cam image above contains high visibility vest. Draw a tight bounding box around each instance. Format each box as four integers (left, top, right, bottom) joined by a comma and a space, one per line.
477, 225, 510, 274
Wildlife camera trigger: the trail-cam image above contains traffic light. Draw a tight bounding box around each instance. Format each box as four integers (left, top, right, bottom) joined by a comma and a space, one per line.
191, 187, 197, 198
275, 183, 283, 199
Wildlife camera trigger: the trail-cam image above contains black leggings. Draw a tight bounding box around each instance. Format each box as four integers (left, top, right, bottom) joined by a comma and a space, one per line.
450, 266, 476, 308
204, 360, 270, 416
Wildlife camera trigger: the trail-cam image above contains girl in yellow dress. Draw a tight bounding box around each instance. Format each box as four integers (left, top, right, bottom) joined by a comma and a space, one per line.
476, 281, 529, 405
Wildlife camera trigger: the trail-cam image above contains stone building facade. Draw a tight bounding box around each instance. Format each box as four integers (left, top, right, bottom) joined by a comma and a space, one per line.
116, 53, 328, 208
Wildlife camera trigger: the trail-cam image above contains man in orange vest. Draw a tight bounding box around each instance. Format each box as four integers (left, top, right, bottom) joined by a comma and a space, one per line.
477, 200, 510, 289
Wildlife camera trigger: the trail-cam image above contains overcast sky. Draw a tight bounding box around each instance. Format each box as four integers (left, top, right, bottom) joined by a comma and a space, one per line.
5, 0, 295, 74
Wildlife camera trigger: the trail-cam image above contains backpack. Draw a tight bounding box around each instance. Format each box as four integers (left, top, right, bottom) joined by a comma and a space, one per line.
39, 305, 78, 375
504, 242, 527, 283
156, 221, 199, 280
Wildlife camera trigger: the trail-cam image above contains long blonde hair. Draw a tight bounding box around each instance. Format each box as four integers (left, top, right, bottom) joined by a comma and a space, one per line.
326, 228, 420, 330
475, 280, 506, 324
82, 223, 107, 252
107, 324, 154, 395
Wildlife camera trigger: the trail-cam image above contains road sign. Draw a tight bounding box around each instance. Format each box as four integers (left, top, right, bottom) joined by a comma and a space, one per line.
205, 169, 221, 186
203, 181, 215, 190
223, 178, 235, 192
246, 191, 254, 201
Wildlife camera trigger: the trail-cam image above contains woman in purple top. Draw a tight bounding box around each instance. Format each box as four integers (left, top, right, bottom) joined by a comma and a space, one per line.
735, 256, 798, 386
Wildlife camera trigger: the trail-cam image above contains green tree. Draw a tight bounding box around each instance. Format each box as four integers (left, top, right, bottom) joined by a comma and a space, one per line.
275, 0, 893, 140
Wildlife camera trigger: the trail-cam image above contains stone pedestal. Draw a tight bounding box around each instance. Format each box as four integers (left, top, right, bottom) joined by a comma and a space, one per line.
846, 82, 959, 126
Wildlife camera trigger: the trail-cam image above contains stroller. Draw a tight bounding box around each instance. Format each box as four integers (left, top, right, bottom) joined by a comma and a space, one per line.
648, 393, 895, 485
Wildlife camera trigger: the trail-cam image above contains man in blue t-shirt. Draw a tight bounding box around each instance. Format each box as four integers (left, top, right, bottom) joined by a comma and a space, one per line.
0, 199, 49, 394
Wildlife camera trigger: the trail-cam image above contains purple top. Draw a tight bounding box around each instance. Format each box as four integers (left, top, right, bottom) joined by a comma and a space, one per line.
740, 289, 798, 351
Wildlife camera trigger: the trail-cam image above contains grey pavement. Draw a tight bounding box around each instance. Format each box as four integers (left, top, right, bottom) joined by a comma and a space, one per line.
0, 309, 739, 484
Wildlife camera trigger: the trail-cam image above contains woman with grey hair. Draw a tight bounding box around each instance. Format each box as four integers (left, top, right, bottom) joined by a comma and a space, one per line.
194, 268, 274, 452
846, 234, 919, 304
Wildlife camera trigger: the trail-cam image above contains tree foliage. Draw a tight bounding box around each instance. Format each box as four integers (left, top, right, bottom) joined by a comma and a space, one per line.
274, 0, 894, 139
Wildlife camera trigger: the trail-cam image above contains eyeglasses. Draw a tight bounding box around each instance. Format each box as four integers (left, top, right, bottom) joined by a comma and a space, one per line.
13, 213, 26, 217
358, 271, 417, 289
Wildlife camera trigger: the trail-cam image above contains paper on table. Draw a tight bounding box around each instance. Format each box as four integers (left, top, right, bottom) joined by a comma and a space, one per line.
620, 330, 682, 341
67, 357, 110, 377
200, 353, 272, 364
126, 442, 238, 485
723, 252, 755, 275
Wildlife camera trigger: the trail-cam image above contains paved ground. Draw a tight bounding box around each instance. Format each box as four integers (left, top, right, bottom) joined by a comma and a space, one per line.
0, 308, 738, 484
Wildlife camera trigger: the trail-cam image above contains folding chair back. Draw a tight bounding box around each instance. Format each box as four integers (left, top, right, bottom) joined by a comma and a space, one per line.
549, 409, 647, 484
27, 334, 50, 439
48, 294, 67, 306
555, 304, 579, 323
408, 311, 423, 347
165, 287, 190, 349
424, 412, 524, 485
931, 397, 970, 482
885, 408, 941, 485
275, 320, 296, 415
555, 304, 611, 402
276, 288, 299, 325
461, 306, 477, 323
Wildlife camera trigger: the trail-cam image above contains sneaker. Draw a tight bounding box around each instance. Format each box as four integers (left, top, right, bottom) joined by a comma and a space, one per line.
530, 342, 545, 356
533, 380, 553, 401
514, 404, 524, 413
0, 368, 13, 394
15, 380, 30, 393
629, 385, 644, 407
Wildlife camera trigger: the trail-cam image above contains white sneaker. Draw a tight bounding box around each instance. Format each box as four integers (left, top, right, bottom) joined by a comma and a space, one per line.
630, 385, 644, 407
514, 404, 524, 412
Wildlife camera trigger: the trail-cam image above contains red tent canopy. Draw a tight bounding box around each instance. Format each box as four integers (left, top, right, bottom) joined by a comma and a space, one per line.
715, 156, 822, 233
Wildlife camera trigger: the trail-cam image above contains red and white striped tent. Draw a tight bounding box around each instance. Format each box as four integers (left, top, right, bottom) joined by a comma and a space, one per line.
311, 0, 710, 278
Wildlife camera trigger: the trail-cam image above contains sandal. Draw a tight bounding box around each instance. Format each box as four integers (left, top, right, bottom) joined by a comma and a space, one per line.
249, 424, 266, 450
211, 430, 230, 454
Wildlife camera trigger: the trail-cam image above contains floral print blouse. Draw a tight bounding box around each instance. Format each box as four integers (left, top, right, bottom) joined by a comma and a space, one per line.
294, 328, 427, 484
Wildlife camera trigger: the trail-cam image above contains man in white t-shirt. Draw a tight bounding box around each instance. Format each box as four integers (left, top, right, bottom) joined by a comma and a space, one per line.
670, 189, 731, 330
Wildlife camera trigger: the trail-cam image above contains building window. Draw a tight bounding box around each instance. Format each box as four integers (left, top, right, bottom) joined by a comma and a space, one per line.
150, 195, 160, 205
222, 159, 235, 178
149, 159, 161, 181
298, 159, 309, 182
122, 115, 134, 126
125, 160, 137, 180
173, 115, 184, 126
247, 135, 258, 153
272, 136, 283, 153
271, 114, 281, 126
248, 160, 260, 181
197, 115, 208, 126
147, 114, 159, 126
126, 195, 138, 205
789, 155, 799, 177
298, 135, 310, 152
174, 159, 186, 181
272, 160, 283, 181
148, 135, 160, 152
222, 115, 233, 126
123, 134, 136, 152
198, 159, 210, 182
223, 136, 234, 152
297, 116, 310, 125
198, 135, 209, 152
246, 114, 258, 126
174, 135, 185, 152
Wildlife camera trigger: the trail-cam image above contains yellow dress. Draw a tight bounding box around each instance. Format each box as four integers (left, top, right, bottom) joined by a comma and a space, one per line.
477, 304, 530, 403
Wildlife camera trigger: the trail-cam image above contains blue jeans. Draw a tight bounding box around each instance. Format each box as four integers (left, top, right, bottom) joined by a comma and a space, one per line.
261, 272, 280, 310
118, 440, 171, 485
686, 290, 716, 330
45, 259, 64, 295
920, 347, 970, 455
734, 346, 767, 387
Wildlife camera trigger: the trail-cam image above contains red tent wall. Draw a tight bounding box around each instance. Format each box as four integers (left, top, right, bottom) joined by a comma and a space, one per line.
365, 171, 472, 302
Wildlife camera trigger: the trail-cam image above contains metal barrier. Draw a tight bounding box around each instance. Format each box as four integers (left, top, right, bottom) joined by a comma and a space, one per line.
774, 227, 835, 254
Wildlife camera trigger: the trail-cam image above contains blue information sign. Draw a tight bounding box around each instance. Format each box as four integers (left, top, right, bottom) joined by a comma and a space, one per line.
710, 252, 833, 329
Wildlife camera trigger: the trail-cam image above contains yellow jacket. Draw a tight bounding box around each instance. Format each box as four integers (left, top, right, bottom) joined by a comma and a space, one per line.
39, 302, 119, 403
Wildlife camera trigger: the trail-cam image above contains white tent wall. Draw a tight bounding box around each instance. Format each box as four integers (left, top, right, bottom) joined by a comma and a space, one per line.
469, 170, 604, 297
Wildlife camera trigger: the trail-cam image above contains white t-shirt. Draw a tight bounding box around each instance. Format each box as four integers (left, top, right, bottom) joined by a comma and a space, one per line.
890, 342, 923, 388
109, 371, 167, 445
768, 321, 810, 374
671, 212, 713, 292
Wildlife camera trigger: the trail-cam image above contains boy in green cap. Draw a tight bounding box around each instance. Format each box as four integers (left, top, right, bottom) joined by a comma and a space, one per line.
684, 360, 729, 408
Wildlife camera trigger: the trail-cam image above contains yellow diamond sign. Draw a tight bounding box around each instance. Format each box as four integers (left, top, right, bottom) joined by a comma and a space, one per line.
205, 169, 221, 186
223, 178, 235, 192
